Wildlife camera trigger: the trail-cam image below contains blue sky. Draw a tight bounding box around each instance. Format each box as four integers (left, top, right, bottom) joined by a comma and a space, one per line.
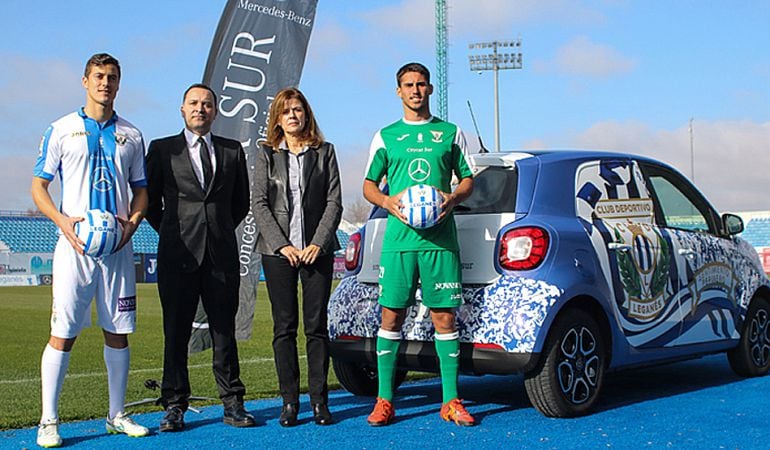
1, 1, 769, 213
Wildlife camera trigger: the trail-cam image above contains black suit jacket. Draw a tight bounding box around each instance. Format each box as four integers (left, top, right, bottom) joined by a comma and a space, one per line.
252, 142, 342, 256
146, 131, 249, 273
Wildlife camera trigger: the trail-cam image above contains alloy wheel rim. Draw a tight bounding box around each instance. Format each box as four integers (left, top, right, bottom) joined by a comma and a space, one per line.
749, 308, 770, 368
557, 325, 601, 405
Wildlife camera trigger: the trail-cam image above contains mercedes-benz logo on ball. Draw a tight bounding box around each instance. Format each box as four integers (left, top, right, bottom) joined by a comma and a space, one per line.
408, 158, 430, 182
92, 166, 113, 192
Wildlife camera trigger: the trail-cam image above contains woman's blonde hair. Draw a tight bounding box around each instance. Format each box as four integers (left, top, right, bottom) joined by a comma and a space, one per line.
264, 87, 324, 150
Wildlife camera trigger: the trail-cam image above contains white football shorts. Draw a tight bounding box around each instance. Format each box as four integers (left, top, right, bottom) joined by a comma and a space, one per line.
49, 236, 137, 338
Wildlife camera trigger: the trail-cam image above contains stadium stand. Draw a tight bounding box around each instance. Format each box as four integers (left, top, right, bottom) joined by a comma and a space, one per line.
0, 213, 160, 254
335, 229, 349, 254
738, 217, 770, 248
4, 207, 767, 258
131, 223, 160, 254
0, 212, 350, 256
0, 214, 58, 253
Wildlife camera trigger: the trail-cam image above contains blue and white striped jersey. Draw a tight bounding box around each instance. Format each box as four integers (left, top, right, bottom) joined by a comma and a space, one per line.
33, 108, 147, 219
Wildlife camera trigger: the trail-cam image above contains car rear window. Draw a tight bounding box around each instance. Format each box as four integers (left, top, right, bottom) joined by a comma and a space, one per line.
456, 166, 517, 214
367, 166, 518, 220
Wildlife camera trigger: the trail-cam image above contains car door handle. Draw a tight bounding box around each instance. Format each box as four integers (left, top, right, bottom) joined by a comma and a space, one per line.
608, 243, 632, 252
678, 248, 698, 260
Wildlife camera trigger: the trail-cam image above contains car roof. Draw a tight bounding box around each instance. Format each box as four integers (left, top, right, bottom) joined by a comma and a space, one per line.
469, 149, 662, 168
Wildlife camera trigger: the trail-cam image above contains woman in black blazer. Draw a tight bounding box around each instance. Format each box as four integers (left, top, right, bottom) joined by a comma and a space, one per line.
252, 88, 342, 427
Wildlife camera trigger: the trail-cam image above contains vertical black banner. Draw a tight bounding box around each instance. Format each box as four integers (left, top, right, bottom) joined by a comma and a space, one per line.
190, 0, 318, 352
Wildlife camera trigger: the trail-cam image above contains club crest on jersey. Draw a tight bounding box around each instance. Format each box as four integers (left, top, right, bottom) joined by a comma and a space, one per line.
430, 130, 443, 143
114, 133, 128, 145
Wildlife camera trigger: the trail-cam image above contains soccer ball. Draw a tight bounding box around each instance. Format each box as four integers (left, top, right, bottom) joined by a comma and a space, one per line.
400, 184, 443, 229
75, 209, 122, 258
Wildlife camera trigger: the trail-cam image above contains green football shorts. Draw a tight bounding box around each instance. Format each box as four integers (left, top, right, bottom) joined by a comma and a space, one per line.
377, 250, 463, 309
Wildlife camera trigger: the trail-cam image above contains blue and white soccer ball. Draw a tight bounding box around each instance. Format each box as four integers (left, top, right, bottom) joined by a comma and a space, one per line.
75, 209, 122, 258
400, 184, 444, 229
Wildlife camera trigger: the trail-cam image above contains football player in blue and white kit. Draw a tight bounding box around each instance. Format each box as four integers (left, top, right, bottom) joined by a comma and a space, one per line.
31, 53, 149, 447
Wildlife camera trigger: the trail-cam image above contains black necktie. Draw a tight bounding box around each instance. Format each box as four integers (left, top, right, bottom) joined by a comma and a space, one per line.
198, 137, 213, 189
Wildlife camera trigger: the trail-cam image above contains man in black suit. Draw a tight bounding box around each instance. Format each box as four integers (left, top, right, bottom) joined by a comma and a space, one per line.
146, 83, 254, 431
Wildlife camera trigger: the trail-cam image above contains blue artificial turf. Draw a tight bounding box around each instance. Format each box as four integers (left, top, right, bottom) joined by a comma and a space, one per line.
2, 354, 766, 449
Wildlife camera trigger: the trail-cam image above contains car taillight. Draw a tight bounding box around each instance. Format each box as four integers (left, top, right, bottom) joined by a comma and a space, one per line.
344, 232, 362, 271
498, 226, 549, 271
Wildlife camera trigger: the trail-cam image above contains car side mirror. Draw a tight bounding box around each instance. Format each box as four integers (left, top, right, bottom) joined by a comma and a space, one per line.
722, 213, 744, 236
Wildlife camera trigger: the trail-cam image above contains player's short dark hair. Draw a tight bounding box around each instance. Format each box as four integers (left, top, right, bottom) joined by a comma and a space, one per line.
182, 83, 218, 107
396, 62, 431, 86
84, 53, 121, 78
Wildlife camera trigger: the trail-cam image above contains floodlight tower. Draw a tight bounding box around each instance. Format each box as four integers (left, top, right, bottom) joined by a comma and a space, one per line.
435, 0, 448, 120
468, 39, 522, 152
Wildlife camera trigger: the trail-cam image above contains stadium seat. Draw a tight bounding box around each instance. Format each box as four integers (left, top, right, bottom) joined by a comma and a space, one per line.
1, 213, 350, 260
739, 218, 770, 248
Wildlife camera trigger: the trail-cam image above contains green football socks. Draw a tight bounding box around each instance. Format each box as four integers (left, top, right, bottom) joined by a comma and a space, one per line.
376, 329, 402, 401
435, 331, 460, 403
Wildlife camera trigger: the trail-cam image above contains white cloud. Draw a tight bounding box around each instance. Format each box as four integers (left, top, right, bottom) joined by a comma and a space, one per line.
305, 0, 613, 105
449, 0, 606, 38
528, 119, 770, 212
0, 55, 81, 110
360, 0, 435, 42
538, 36, 637, 77
354, 0, 607, 45
0, 153, 54, 212
0, 55, 82, 152
0, 54, 162, 152
307, 19, 352, 67
336, 144, 371, 207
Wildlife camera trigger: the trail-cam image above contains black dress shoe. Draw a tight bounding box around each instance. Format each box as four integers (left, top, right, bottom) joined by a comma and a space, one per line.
159, 406, 185, 432
279, 403, 299, 427
312, 403, 333, 425
223, 404, 257, 428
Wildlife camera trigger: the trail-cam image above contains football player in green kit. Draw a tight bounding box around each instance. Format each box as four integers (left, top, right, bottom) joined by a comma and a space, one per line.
363, 62, 475, 426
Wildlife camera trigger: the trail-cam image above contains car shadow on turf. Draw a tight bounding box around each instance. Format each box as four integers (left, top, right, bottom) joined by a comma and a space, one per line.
464, 355, 745, 418
594, 354, 744, 413
320, 354, 750, 422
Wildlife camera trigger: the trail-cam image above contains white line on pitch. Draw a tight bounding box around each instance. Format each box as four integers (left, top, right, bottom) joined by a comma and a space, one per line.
0, 355, 303, 385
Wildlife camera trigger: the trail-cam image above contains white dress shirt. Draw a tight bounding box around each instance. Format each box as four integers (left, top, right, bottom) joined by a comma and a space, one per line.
183, 128, 216, 190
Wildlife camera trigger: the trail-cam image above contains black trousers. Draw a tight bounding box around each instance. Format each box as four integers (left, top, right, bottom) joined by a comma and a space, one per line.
158, 254, 245, 410
262, 253, 334, 405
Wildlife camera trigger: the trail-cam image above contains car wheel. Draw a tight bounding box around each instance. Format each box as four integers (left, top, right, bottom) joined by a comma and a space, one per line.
332, 358, 407, 397
524, 308, 606, 417
728, 296, 770, 377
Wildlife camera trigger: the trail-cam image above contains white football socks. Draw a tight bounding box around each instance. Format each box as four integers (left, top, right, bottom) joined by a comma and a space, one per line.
103, 345, 130, 419
40, 344, 70, 423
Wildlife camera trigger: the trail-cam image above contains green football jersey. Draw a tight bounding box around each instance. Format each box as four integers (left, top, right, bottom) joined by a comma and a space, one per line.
365, 117, 474, 252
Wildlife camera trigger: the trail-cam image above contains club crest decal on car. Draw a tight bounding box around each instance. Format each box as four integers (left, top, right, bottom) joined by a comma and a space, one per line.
686, 261, 739, 316
613, 223, 670, 321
